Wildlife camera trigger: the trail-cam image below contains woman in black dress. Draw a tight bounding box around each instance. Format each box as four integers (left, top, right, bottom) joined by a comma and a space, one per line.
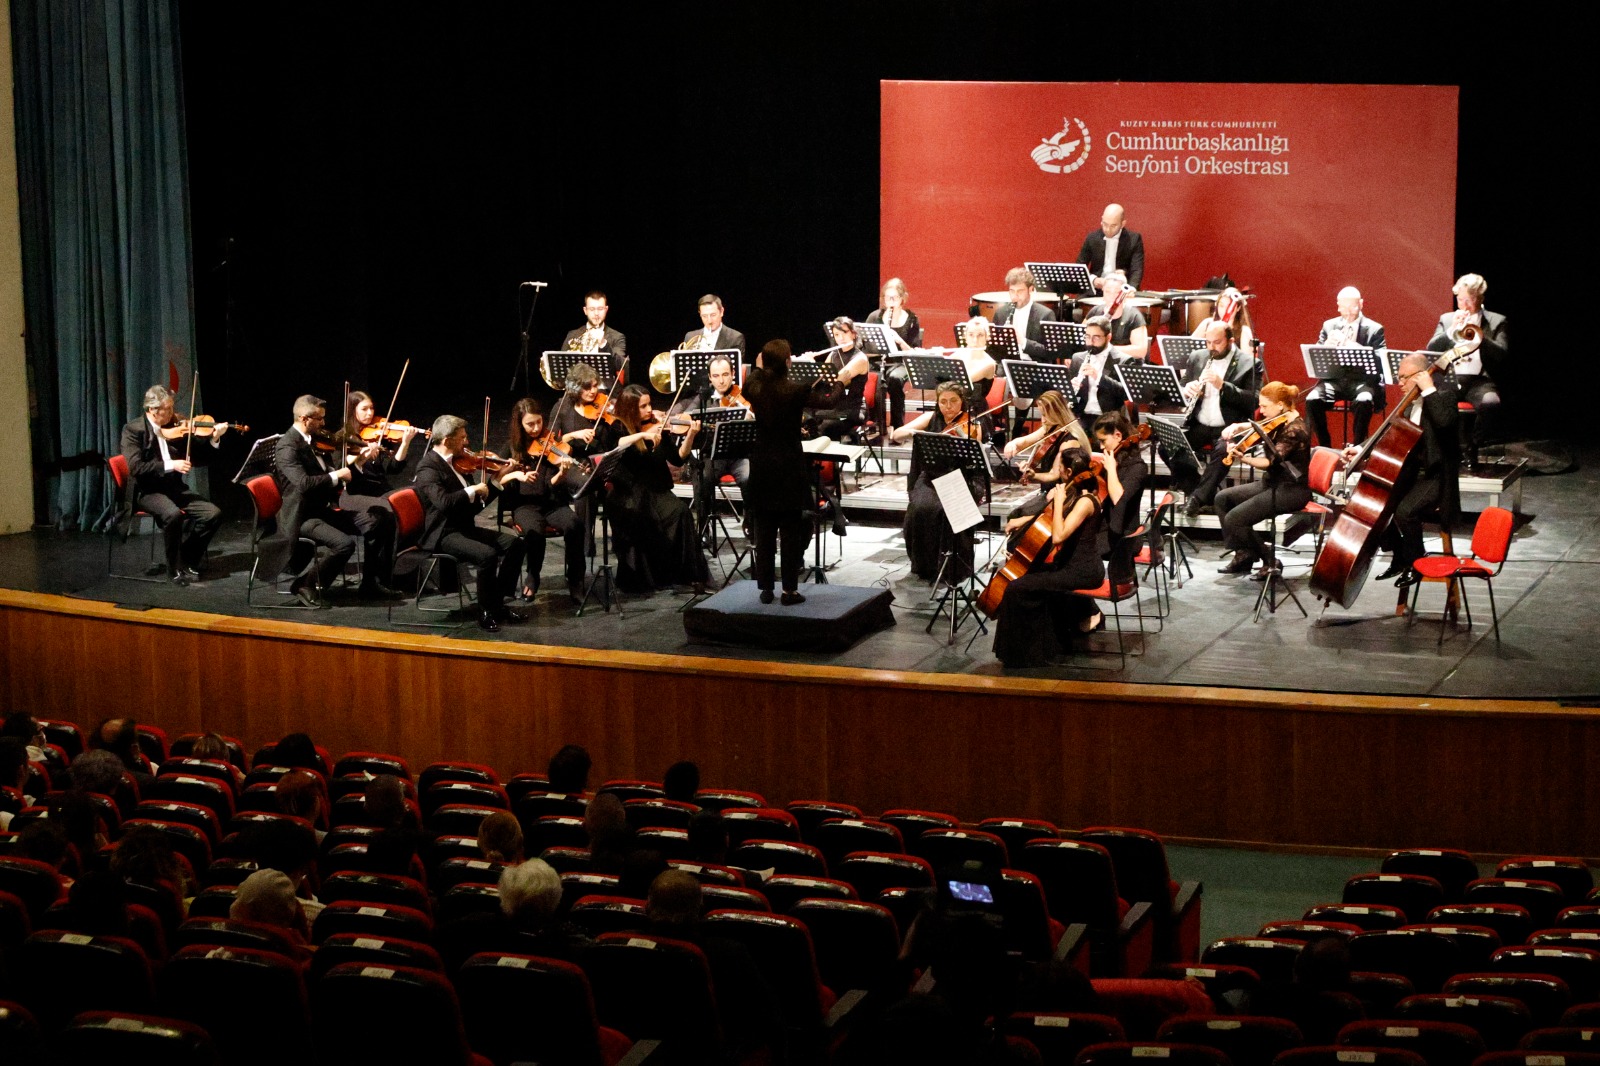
892, 381, 986, 583
598, 384, 710, 593
338, 390, 424, 498
802, 317, 872, 441
498, 397, 588, 601
991, 448, 1106, 668
1215, 381, 1313, 579
865, 277, 923, 429
743, 339, 814, 605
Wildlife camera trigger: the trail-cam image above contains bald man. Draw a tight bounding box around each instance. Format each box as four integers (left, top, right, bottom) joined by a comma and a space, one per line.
1306, 286, 1387, 447
1077, 203, 1145, 291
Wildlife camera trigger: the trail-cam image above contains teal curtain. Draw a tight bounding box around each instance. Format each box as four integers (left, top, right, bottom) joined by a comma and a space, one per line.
12, 0, 197, 529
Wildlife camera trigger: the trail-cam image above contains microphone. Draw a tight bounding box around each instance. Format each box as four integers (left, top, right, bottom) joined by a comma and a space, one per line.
520, 281, 548, 289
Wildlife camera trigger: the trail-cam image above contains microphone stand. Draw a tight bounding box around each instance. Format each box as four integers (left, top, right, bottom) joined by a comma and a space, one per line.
510, 282, 546, 394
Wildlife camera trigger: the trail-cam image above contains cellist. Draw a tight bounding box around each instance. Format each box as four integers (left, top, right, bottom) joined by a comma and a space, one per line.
990, 448, 1106, 667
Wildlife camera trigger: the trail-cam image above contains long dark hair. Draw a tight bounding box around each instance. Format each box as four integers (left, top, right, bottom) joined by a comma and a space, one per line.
509, 397, 544, 455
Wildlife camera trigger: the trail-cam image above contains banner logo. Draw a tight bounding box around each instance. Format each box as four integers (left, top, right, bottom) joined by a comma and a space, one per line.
1031, 118, 1091, 174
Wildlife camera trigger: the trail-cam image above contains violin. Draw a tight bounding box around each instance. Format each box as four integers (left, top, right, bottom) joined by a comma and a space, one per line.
525, 435, 586, 471
1087, 422, 1152, 502
359, 418, 421, 444
577, 392, 617, 425
451, 448, 515, 476
719, 384, 748, 408
1221, 411, 1293, 466
158, 415, 247, 440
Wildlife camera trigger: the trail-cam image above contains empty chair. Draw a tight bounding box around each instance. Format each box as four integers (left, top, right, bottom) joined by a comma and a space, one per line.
1336, 1019, 1486, 1066
693, 788, 767, 812
0, 857, 65, 923
541, 846, 594, 873
977, 816, 1060, 858
437, 884, 504, 926
428, 803, 502, 838
1303, 902, 1408, 932
1470, 1052, 1600, 1065
332, 751, 412, 780
996, 868, 1067, 963
1494, 945, 1600, 1002
1260, 920, 1365, 943
1394, 991, 1534, 1051
117, 819, 211, 875
730, 839, 828, 878
1347, 929, 1463, 992
418, 761, 499, 792
1081, 825, 1205, 963
1344, 873, 1446, 923
568, 895, 649, 936
665, 860, 744, 887
1559, 906, 1600, 930
1522, 1026, 1600, 1052
811, 819, 904, 872
760, 875, 857, 914
835, 851, 935, 902
1466, 879, 1567, 929
721, 807, 801, 847
319, 872, 432, 915
877, 808, 959, 848
1499, 859, 1595, 906
514, 790, 589, 822
1383, 850, 1482, 901
172, 917, 301, 957
144, 774, 235, 826
56, 1011, 215, 1065
422, 780, 509, 817
637, 828, 694, 860
1203, 937, 1306, 990
309, 932, 444, 984
313, 962, 489, 1066
1019, 839, 1155, 977
429, 834, 485, 865
1157, 1014, 1304, 1066
914, 828, 1010, 873
624, 798, 699, 831
597, 779, 666, 804
455, 952, 637, 1066
791, 898, 902, 995
701, 884, 770, 913
1348, 971, 1417, 1016
16, 931, 153, 1033
432, 857, 508, 895
185, 886, 238, 919
311, 901, 433, 944
1401, 922, 1503, 971
156, 944, 312, 1065
527, 814, 591, 854
1148, 962, 1261, 1010
785, 800, 863, 844
705, 909, 837, 1032
581, 932, 725, 1063
1445, 972, 1573, 1027
560, 871, 622, 913
158, 758, 240, 796
134, 800, 221, 844
1273, 1048, 1428, 1066
1431, 903, 1536, 948
1073, 1042, 1231, 1065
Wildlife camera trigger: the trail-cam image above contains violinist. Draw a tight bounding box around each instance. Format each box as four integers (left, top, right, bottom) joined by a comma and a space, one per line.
670, 355, 751, 495
118, 384, 228, 585
597, 384, 710, 594
1364, 353, 1460, 587
1067, 316, 1131, 420
893, 381, 985, 583
260, 395, 399, 606
1092, 410, 1147, 585
338, 390, 422, 498
990, 448, 1106, 668
498, 398, 587, 603
562, 291, 627, 360
553, 362, 609, 460
1084, 271, 1150, 363
1214, 383, 1313, 579
1002, 390, 1087, 530
801, 317, 872, 441
415, 414, 526, 632
864, 277, 922, 429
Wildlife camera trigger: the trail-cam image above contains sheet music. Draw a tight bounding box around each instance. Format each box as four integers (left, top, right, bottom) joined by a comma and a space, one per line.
801, 436, 867, 461
933, 468, 983, 534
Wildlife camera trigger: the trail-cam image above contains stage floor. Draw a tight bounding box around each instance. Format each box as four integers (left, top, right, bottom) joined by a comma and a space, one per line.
6, 450, 1598, 702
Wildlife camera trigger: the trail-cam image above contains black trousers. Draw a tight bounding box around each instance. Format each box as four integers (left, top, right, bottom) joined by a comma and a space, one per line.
137, 490, 221, 570
1306, 378, 1380, 448
1214, 480, 1313, 565
749, 507, 810, 593
1381, 474, 1446, 569
512, 503, 585, 593
439, 527, 525, 613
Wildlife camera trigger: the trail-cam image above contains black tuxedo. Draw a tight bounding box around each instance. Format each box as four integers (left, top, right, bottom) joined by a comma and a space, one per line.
1307, 315, 1388, 446
992, 300, 1058, 361
682, 325, 747, 361
1066, 350, 1129, 417
1385, 383, 1462, 568
414, 449, 524, 613
258, 429, 394, 593
118, 415, 223, 572
1077, 228, 1145, 290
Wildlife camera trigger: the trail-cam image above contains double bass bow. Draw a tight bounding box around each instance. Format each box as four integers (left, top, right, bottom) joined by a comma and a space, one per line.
1308, 326, 1481, 609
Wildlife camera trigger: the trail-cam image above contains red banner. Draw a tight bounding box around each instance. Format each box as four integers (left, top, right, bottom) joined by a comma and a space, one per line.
881, 81, 1458, 388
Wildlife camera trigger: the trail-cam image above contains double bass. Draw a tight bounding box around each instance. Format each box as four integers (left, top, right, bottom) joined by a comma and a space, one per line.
1309, 328, 1480, 609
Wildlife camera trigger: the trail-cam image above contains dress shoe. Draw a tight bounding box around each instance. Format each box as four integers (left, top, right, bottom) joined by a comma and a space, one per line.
289, 583, 319, 608
1218, 552, 1255, 576
1374, 559, 1407, 581
780, 590, 806, 606
176, 565, 203, 581
520, 579, 540, 600
1183, 499, 1207, 519
477, 611, 501, 633
1394, 570, 1421, 589
495, 608, 527, 625
759, 589, 775, 604
169, 573, 191, 588
1078, 611, 1105, 634
1249, 563, 1282, 583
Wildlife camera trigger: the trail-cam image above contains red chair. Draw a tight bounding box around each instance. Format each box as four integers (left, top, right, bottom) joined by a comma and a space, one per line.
455, 952, 638, 1066
385, 486, 468, 625
313, 962, 490, 1066
790, 899, 902, 995
760, 874, 857, 914
1070, 530, 1153, 670
1157, 1014, 1304, 1066
581, 932, 725, 1062
705, 908, 838, 1031
104, 454, 167, 582
1445, 971, 1573, 1027
1343, 873, 1446, 923
57, 1011, 215, 1064
1500, 858, 1595, 905
1384, 847, 1480, 901
244, 473, 320, 608
1002, 1012, 1125, 1065
1394, 991, 1533, 1051
1335, 1019, 1485, 1066
1408, 505, 1514, 643
156, 943, 312, 1065
1080, 825, 1204, 963
786, 800, 864, 844
17, 931, 154, 1033
309, 933, 444, 984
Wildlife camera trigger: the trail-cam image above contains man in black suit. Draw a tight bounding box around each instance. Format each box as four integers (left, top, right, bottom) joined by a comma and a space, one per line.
415, 414, 526, 632
1370, 353, 1461, 585
1306, 286, 1387, 447
561, 290, 627, 363
1067, 316, 1129, 420
118, 384, 227, 585
1426, 272, 1508, 452
1077, 203, 1145, 292
683, 294, 747, 361
258, 395, 397, 607
991, 266, 1058, 362
1172, 322, 1264, 510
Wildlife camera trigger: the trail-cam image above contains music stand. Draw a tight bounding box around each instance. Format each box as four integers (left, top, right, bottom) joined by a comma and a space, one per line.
854, 323, 901, 474
1026, 261, 1096, 299
1299, 344, 1387, 385
544, 350, 622, 388
1155, 335, 1206, 369
903, 354, 971, 391
801, 450, 847, 585
1002, 360, 1076, 403
571, 445, 628, 616
231, 433, 280, 484
911, 432, 991, 644
1384, 348, 1418, 384
1116, 363, 1186, 412
853, 321, 899, 356
788, 360, 827, 390
705, 418, 758, 585
1041, 320, 1086, 359
669, 349, 717, 394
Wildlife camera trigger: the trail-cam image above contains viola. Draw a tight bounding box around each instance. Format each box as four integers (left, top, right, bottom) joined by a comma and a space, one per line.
359, 418, 420, 444
1221, 411, 1293, 466
158, 415, 248, 440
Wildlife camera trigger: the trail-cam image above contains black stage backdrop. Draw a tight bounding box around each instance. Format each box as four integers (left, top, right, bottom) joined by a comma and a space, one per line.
178, 2, 1582, 444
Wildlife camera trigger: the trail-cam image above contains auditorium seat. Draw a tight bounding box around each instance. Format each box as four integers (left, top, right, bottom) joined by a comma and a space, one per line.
17, 931, 154, 1033
581, 932, 725, 1062
527, 814, 590, 854
1303, 902, 1408, 932
0, 857, 64, 924
504, 772, 550, 805
637, 827, 693, 859
1394, 991, 1534, 1051
664, 859, 744, 887
811, 817, 903, 871
1522, 1026, 1600, 1052
56, 1011, 215, 1065
436, 883, 503, 926
597, 778, 665, 804
311, 900, 433, 945
1348, 971, 1417, 1016
730, 839, 828, 879
913, 827, 1010, 872
705, 908, 838, 1033
332, 750, 412, 780
1020, 839, 1154, 977
117, 818, 211, 874
319, 871, 432, 915
623, 797, 699, 830
172, 916, 301, 956
1499, 859, 1595, 907
1470, 1051, 1600, 1065
158, 758, 239, 796
791, 898, 902, 995
1446, 972, 1574, 1027
1157, 1014, 1305, 1066
976, 816, 1061, 858
836, 851, 934, 902
308, 931, 444, 983
183, 885, 237, 919
1493, 945, 1600, 1003
568, 895, 648, 936
156, 943, 312, 1065
313, 962, 490, 1066
559, 871, 621, 913
1272, 1048, 1427, 1066
513, 789, 588, 822
1431, 903, 1537, 948
760, 874, 857, 914
1001, 1012, 1125, 1065
1530, 930, 1600, 954
1337, 1019, 1486, 1066
134, 799, 221, 844
455, 952, 639, 1066
879, 808, 960, 843
1081, 825, 1205, 962
422, 780, 509, 817
1347, 928, 1462, 992
997, 867, 1070, 963
694, 788, 767, 812
701, 884, 770, 914
721, 807, 801, 847
1466, 879, 1568, 929
431, 857, 507, 895
1559, 907, 1600, 931
427, 802, 502, 838
1401, 922, 1504, 970
542, 847, 594, 874
1148, 962, 1262, 1011
0, 890, 32, 951
1074, 1041, 1231, 1065
0, 1000, 42, 1066
1259, 920, 1365, 943
417, 760, 500, 792
1382, 848, 1481, 902
1344, 873, 1447, 923
1202, 937, 1306, 990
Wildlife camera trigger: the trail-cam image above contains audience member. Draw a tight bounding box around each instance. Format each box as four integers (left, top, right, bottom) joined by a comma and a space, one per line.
478, 810, 525, 864
275, 768, 327, 839
190, 731, 245, 789
662, 760, 700, 803
89, 716, 156, 786
585, 791, 636, 874
547, 744, 592, 794
231, 868, 315, 963
271, 732, 323, 774
0, 737, 32, 830
15, 820, 73, 894
437, 857, 592, 973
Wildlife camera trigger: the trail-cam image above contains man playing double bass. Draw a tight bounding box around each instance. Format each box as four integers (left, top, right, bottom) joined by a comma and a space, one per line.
1359, 353, 1460, 586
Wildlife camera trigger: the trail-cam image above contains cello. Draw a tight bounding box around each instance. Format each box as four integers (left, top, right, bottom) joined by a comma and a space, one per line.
1309, 328, 1480, 609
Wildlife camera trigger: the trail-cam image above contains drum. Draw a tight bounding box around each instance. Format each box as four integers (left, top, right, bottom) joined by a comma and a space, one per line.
969, 290, 1060, 321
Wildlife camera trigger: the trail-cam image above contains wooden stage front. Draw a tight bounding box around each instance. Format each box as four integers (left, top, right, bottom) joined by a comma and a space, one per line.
4, 588, 1594, 859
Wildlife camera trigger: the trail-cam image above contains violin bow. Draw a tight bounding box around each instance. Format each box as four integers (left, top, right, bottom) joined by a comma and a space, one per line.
379, 358, 409, 436
183, 371, 199, 463
342, 380, 352, 467
480, 396, 492, 487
